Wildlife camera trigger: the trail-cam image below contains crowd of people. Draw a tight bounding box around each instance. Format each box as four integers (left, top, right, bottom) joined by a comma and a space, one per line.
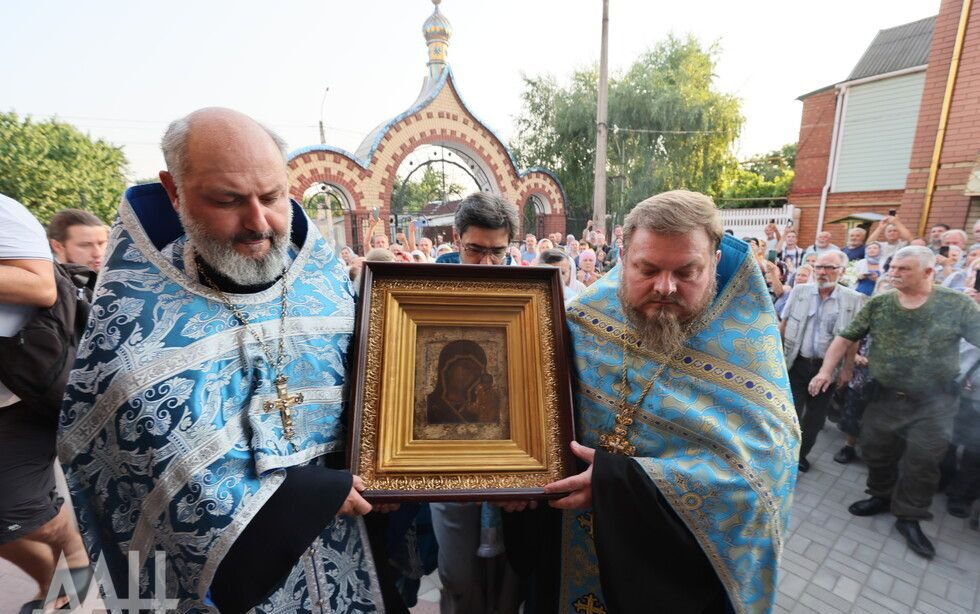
334, 214, 623, 304
754, 216, 980, 560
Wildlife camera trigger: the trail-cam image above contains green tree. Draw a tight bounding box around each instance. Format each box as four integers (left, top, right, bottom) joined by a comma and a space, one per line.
512, 35, 744, 225
391, 165, 464, 214
0, 112, 128, 224
716, 143, 796, 209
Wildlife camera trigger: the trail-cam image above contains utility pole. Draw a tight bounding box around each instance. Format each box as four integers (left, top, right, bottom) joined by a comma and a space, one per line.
591, 0, 610, 234
319, 86, 330, 144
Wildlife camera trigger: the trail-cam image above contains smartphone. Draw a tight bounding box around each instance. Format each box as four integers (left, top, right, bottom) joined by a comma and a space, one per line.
766, 249, 778, 263
974, 273, 980, 292
370, 208, 379, 221
939, 246, 950, 257
888, 209, 897, 217
769, 219, 776, 224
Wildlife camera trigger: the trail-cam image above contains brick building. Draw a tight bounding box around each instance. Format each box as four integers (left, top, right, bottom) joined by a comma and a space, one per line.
287, 0, 566, 254
790, 0, 980, 245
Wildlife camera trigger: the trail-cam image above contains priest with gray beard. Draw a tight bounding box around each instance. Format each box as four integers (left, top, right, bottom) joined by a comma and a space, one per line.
531, 191, 800, 614
58, 108, 388, 613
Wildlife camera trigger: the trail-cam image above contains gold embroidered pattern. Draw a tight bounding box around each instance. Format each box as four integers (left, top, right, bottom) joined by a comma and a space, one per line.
567, 305, 798, 438
578, 384, 787, 547
576, 512, 595, 540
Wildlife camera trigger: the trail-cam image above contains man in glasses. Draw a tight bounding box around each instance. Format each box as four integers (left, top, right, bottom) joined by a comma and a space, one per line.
432, 191, 522, 613
779, 250, 865, 472
436, 192, 517, 265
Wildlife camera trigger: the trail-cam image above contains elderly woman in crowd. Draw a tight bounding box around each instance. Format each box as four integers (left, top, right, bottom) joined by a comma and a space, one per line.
774, 264, 813, 317
854, 241, 883, 296
576, 248, 601, 286
538, 248, 586, 303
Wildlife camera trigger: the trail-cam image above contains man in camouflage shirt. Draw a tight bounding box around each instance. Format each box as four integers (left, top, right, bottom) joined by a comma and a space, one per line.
809, 246, 980, 559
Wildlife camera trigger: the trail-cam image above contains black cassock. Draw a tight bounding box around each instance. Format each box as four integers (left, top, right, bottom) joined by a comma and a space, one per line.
505, 450, 730, 614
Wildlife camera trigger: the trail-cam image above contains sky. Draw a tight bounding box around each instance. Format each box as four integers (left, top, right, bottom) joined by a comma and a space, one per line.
0, 0, 939, 182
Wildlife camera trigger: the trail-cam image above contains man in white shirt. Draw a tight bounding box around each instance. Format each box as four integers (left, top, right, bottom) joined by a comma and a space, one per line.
780, 250, 865, 472
803, 231, 840, 258
0, 194, 90, 613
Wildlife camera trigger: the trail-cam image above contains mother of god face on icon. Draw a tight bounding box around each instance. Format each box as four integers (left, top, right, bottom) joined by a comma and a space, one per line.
425, 339, 501, 425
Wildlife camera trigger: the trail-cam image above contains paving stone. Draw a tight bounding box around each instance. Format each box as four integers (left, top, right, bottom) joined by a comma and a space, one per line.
799, 584, 852, 612
855, 595, 901, 614
831, 535, 858, 556
945, 581, 976, 611
810, 568, 837, 592
919, 572, 949, 599
874, 553, 924, 586
866, 569, 895, 594
862, 587, 913, 614
827, 549, 872, 575
852, 543, 880, 566
782, 550, 819, 573
803, 542, 830, 564
822, 558, 870, 586
831, 575, 862, 603
891, 579, 919, 606
778, 571, 808, 601
785, 533, 811, 555
927, 560, 979, 588
916, 589, 975, 614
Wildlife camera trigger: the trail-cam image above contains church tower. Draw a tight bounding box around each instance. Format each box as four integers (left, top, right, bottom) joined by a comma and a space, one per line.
423, 0, 452, 79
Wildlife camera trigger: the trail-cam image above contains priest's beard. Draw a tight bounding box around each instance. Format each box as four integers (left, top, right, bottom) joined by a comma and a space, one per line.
617, 270, 717, 357
179, 206, 292, 286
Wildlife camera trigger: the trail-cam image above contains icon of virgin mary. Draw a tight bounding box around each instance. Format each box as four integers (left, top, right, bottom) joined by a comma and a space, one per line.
426, 339, 501, 424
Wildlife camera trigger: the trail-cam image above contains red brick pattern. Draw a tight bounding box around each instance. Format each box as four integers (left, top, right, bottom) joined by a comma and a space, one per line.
790, 0, 980, 239
287, 75, 566, 237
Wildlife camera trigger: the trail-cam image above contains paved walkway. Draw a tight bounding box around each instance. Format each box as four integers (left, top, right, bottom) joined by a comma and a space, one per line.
3, 426, 978, 613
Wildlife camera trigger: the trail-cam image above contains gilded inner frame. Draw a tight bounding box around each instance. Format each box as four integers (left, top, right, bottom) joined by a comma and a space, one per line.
352, 275, 571, 496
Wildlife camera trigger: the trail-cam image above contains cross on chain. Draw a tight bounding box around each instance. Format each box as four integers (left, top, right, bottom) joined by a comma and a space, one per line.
573, 593, 606, 614
263, 375, 304, 441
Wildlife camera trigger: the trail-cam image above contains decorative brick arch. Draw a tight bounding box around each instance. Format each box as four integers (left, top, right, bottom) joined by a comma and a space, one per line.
288, 69, 565, 240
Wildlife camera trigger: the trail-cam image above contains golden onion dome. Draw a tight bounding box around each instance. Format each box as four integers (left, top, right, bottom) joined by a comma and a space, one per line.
422, 0, 452, 43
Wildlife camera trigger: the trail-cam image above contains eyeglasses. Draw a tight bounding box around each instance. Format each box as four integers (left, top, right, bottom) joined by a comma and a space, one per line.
812, 265, 842, 271
462, 244, 508, 262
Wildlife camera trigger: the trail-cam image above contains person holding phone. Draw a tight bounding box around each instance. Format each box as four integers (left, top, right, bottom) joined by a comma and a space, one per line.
763, 220, 781, 251
867, 213, 912, 260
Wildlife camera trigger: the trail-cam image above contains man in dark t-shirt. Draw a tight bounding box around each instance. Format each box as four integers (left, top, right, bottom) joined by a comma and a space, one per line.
810, 246, 980, 559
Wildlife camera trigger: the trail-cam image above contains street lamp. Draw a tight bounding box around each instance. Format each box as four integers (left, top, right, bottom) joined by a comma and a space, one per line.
319, 86, 330, 144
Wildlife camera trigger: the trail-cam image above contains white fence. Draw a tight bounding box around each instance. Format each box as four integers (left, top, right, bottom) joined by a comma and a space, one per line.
719, 204, 799, 241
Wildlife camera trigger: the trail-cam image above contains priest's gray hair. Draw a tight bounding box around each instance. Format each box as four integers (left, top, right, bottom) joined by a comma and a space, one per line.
623, 190, 723, 253
892, 245, 936, 270
161, 113, 288, 184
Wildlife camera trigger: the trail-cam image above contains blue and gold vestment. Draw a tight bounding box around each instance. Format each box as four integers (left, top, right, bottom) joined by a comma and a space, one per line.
561, 235, 800, 614
57, 184, 383, 612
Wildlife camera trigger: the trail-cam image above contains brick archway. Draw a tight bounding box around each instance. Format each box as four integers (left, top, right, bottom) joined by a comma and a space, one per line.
288, 70, 565, 243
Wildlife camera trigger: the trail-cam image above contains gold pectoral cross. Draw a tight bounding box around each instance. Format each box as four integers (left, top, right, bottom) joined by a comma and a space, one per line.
263, 375, 304, 441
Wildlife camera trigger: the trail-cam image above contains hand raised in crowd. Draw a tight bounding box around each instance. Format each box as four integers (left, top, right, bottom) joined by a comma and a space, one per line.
338, 475, 373, 517
544, 441, 596, 510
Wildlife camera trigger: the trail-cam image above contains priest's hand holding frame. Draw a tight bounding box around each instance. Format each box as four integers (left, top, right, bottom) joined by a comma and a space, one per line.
543, 441, 596, 510
339, 475, 373, 517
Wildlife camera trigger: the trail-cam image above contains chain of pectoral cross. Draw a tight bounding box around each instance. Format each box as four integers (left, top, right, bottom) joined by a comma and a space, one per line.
198, 264, 304, 441
599, 343, 675, 456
